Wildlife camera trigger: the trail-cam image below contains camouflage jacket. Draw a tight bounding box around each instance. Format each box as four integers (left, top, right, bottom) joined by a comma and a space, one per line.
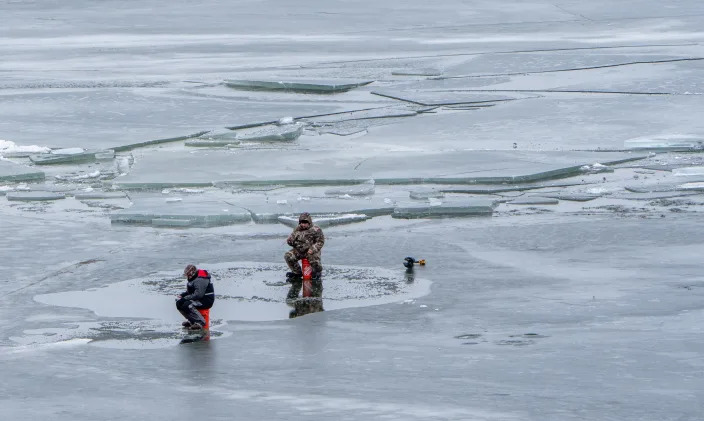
287, 224, 325, 255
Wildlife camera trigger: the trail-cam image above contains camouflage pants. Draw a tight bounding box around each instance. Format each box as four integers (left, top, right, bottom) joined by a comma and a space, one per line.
284, 249, 322, 276
286, 278, 324, 301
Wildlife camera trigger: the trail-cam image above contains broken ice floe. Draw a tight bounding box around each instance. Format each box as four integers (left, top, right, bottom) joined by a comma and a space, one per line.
0, 160, 45, 182
112, 150, 645, 190
30, 149, 115, 165
54, 170, 102, 182
224, 78, 373, 93
304, 105, 425, 126
677, 182, 704, 191
74, 191, 128, 200
409, 189, 445, 200
162, 188, 205, 195
7, 192, 66, 201
625, 182, 693, 193
672, 167, 704, 177
239, 189, 409, 223
110, 197, 251, 227
508, 196, 559, 205
277, 213, 370, 228
441, 181, 585, 195
187, 123, 303, 147
391, 68, 442, 77
324, 180, 375, 196
392, 199, 495, 218
543, 193, 600, 202
624, 135, 704, 151
112, 131, 210, 152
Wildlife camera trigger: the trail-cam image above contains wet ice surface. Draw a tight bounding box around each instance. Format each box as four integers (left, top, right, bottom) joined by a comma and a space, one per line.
2, 1, 704, 420
31, 262, 429, 329
20, 262, 429, 350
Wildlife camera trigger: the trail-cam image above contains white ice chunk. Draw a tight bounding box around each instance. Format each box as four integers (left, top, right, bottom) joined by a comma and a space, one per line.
162, 188, 205, 194
77, 171, 101, 179
673, 167, 704, 176
278, 116, 295, 125
0, 139, 51, 155
580, 163, 612, 174
677, 182, 704, 191
624, 134, 704, 150
325, 179, 375, 196
51, 148, 85, 155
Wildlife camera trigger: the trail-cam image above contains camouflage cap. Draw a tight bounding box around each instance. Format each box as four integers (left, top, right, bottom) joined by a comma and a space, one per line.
299, 212, 312, 223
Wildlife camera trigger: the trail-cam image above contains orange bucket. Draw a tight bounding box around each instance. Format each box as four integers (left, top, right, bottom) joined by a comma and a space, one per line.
198, 308, 210, 329
302, 258, 313, 297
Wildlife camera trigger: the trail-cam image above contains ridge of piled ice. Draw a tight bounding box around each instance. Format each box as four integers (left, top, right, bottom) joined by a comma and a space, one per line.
224, 78, 373, 93
0, 139, 51, 157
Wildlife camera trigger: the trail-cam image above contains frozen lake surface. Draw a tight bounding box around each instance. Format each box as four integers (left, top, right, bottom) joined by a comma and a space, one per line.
1, 1, 703, 420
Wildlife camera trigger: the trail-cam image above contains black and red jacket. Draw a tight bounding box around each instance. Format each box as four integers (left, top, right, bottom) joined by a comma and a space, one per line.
182, 269, 215, 309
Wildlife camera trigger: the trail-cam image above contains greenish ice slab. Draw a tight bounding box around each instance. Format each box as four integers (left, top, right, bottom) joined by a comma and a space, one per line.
508, 196, 560, 205
392, 199, 495, 219
0, 160, 45, 182
441, 181, 585, 194
110, 197, 251, 227
325, 180, 375, 196
303, 105, 425, 124
74, 191, 128, 200
277, 213, 370, 228
677, 182, 704, 191
29, 149, 114, 165
233, 189, 410, 223
224, 78, 373, 93
6, 192, 66, 201
409, 189, 445, 200
113, 132, 209, 152
543, 193, 601, 202
187, 124, 304, 147
112, 150, 646, 190
391, 69, 442, 77
624, 135, 704, 151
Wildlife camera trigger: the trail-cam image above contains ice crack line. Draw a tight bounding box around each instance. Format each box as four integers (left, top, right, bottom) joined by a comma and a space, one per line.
8, 259, 105, 296
435, 57, 704, 80
448, 89, 683, 96
308, 43, 697, 66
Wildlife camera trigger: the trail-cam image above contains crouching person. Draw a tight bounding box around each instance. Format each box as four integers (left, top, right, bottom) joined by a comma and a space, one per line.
176, 264, 214, 330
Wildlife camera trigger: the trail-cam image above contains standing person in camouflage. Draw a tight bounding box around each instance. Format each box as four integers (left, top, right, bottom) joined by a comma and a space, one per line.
284, 212, 325, 284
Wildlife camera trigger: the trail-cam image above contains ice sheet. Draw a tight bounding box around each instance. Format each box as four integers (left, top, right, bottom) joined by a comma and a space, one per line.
113, 149, 645, 189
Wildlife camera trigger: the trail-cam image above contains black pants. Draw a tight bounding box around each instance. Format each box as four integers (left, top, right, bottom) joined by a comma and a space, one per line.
176, 298, 207, 325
